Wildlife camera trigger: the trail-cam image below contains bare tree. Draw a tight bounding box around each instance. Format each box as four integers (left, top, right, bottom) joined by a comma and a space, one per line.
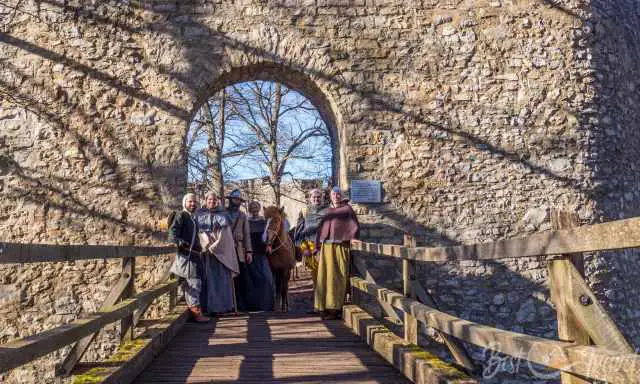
226, 81, 330, 205
204, 89, 226, 199
186, 81, 332, 205
186, 90, 234, 198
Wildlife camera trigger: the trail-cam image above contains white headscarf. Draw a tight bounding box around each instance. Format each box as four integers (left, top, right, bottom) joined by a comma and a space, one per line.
204, 191, 218, 202
182, 193, 196, 213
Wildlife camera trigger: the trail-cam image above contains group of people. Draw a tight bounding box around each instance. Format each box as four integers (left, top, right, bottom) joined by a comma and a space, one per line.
168, 185, 360, 322
168, 189, 276, 322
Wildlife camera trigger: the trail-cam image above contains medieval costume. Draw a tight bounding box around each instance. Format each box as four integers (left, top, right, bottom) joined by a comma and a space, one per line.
226, 190, 254, 311
169, 194, 208, 322
195, 206, 239, 314
314, 191, 360, 319
239, 213, 275, 311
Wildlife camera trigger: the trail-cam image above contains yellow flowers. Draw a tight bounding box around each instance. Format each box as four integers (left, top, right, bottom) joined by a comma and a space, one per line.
300, 240, 318, 273
299, 240, 315, 253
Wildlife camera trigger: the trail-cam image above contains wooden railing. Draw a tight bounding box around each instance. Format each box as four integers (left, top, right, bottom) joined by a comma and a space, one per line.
350, 215, 640, 384
0, 242, 178, 377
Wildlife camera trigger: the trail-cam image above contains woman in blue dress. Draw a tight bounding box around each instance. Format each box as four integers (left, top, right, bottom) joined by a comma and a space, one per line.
194, 192, 238, 315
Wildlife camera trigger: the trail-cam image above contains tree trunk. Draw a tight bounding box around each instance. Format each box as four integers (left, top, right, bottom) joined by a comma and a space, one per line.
273, 180, 281, 207
204, 89, 225, 198
216, 89, 226, 199
270, 83, 283, 206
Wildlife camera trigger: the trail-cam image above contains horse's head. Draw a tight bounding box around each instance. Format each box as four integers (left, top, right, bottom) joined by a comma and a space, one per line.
263, 205, 285, 245
263, 205, 295, 273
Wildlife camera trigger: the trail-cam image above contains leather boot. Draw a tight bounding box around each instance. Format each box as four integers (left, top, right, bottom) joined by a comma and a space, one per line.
189, 306, 210, 323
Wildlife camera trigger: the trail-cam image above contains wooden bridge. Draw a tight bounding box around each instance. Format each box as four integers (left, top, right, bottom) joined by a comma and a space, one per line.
2, 215, 640, 383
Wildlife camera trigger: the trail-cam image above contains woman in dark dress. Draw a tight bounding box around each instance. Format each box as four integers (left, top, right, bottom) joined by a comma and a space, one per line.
235, 200, 275, 311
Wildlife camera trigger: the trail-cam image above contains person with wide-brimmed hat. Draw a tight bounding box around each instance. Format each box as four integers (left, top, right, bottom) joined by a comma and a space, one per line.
226, 189, 254, 310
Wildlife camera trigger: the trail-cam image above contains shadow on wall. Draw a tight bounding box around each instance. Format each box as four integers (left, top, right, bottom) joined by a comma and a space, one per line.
0, 2, 629, 384
0, 0, 597, 245
579, 1, 640, 350
0, 0, 630, 333
0, 0, 637, 382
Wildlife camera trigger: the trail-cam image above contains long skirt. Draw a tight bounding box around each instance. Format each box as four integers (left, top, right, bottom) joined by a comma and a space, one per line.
304, 253, 319, 285
234, 254, 275, 311
183, 277, 202, 307
201, 254, 235, 314
314, 243, 350, 312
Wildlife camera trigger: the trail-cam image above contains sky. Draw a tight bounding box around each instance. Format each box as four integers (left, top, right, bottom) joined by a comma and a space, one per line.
187, 81, 333, 186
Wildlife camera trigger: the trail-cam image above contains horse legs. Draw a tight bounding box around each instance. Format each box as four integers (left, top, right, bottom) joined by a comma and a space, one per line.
282, 268, 291, 312
272, 270, 281, 312
270, 268, 292, 312
278, 270, 284, 312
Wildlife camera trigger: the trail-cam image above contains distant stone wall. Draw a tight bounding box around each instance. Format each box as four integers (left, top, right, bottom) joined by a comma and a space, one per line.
223, 178, 316, 224
0, 1, 639, 383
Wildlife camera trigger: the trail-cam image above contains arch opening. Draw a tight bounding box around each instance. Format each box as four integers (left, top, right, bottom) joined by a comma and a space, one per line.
185, 64, 345, 216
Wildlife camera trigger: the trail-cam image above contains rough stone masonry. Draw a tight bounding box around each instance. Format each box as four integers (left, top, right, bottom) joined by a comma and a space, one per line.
0, 0, 639, 382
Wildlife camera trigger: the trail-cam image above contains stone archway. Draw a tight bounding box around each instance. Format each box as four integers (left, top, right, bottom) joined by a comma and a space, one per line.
186, 63, 346, 192
5, 5, 640, 376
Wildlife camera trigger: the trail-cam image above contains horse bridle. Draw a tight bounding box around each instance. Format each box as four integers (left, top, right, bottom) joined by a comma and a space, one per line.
266, 217, 288, 253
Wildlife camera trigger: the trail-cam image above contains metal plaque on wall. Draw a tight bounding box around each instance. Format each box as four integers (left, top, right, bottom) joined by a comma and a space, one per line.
350, 180, 382, 203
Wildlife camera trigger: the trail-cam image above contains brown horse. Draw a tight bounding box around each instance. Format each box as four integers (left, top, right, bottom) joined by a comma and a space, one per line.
263, 206, 296, 312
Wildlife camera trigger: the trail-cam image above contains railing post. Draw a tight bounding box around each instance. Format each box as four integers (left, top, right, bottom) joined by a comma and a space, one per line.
403, 233, 418, 345
169, 274, 178, 310
57, 255, 136, 376
120, 256, 135, 343
549, 209, 590, 384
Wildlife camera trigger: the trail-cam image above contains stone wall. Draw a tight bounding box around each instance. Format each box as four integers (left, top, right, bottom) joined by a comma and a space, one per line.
0, 0, 638, 382
581, 0, 640, 352
222, 178, 317, 224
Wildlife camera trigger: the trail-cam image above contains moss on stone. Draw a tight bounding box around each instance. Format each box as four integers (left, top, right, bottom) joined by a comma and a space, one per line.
71, 339, 148, 383
406, 344, 469, 379
105, 338, 148, 363
72, 367, 109, 384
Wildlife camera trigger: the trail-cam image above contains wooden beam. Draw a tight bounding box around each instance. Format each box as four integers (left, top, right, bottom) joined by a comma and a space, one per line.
120, 257, 136, 344
0, 242, 175, 264
351, 252, 402, 325
70, 306, 190, 384
56, 261, 134, 377
343, 305, 477, 384
411, 280, 477, 373
351, 216, 640, 262
551, 209, 585, 275
549, 260, 591, 384
549, 209, 590, 384
552, 259, 634, 353
0, 280, 178, 374
403, 233, 418, 345
133, 267, 174, 326
351, 277, 640, 384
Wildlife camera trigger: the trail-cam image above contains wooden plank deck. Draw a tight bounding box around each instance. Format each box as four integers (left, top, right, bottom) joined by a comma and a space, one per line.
134, 312, 411, 383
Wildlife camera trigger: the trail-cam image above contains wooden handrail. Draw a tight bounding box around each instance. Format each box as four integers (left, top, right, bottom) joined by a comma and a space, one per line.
352, 216, 640, 262
0, 280, 178, 374
0, 238, 181, 379
351, 277, 640, 384
352, 215, 640, 383
0, 242, 176, 264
